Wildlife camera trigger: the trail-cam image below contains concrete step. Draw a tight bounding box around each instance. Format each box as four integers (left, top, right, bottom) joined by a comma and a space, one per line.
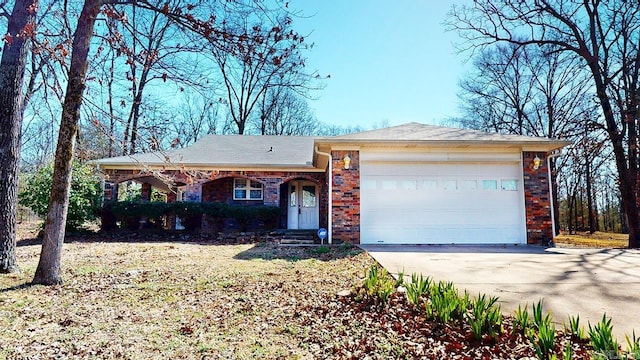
280, 238, 315, 245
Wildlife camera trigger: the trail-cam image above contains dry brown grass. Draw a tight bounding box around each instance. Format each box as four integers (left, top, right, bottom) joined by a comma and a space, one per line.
0, 239, 371, 360
554, 231, 629, 248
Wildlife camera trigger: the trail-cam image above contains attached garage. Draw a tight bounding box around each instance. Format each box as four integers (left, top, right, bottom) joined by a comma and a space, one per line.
360, 151, 526, 244
316, 123, 571, 246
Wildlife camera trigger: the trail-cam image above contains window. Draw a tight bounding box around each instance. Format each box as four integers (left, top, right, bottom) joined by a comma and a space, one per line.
401, 180, 417, 190
422, 180, 437, 190
442, 180, 457, 190
302, 186, 317, 207
460, 180, 477, 190
482, 180, 498, 190
501, 179, 518, 191
233, 178, 263, 200
289, 185, 296, 207
362, 179, 377, 190
382, 180, 397, 190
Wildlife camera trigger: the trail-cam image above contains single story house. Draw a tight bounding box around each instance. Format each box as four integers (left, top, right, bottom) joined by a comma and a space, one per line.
95, 122, 570, 245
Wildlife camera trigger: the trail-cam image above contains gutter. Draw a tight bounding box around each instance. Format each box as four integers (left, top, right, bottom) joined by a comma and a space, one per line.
315, 146, 332, 245
547, 149, 563, 237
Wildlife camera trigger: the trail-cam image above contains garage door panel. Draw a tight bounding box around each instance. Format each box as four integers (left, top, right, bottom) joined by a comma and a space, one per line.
360, 161, 525, 244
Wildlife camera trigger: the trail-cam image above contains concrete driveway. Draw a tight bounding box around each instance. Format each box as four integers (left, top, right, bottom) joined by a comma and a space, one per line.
361, 244, 640, 341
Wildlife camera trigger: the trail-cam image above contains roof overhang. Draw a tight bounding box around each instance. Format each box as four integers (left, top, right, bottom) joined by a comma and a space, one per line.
96, 161, 324, 173
314, 138, 572, 153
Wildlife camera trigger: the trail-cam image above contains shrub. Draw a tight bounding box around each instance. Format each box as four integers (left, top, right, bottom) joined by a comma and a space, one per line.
19, 161, 102, 231
102, 201, 281, 232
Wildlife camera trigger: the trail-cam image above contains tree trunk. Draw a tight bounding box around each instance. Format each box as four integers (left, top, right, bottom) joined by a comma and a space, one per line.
0, 0, 36, 274
32, 0, 102, 285
585, 156, 596, 234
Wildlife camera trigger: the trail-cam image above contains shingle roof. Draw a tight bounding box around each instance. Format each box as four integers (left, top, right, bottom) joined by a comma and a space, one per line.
95, 135, 318, 169
95, 123, 571, 169
323, 122, 570, 147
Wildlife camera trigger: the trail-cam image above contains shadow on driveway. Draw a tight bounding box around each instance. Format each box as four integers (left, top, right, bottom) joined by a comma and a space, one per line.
361, 244, 640, 342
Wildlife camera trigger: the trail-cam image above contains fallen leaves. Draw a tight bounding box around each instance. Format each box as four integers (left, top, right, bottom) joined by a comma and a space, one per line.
1, 231, 596, 359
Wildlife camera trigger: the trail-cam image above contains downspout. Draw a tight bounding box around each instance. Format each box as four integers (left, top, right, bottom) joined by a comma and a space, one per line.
315, 146, 332, 245
547, 149, 563, 238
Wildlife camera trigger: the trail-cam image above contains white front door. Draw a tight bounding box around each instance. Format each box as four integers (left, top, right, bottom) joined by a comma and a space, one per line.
287, 181, 319, 229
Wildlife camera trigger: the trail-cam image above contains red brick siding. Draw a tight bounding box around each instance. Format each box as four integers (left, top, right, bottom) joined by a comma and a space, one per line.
523, 152, 553, 245
102, 169, 328, 230
331, 150, 360, 244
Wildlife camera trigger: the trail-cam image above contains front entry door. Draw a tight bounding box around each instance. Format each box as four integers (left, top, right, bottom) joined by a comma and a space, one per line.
287, 181, 319, 229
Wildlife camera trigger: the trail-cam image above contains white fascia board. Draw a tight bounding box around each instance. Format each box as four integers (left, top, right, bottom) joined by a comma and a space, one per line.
99, 163, 325, 173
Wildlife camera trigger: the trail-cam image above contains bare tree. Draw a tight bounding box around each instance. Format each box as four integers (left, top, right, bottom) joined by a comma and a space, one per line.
32, 0, 298, 284
256, 86, 318, 135
449, 1, 640, 247
171, 90, 220, 147
209, 4, 315, 134
0, 0, 37, 273
457, 43, 595, 234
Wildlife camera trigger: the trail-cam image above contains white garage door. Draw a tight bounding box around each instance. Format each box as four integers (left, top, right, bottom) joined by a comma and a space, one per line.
360, 161, 526, 244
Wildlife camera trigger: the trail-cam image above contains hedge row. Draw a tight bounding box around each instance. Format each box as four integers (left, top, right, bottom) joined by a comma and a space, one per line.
101, 201, 281, 231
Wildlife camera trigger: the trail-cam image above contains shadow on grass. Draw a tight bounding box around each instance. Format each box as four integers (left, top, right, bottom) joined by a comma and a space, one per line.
17, 229, 264, 247
233, 243, 363, 262
0, 282, 35, 293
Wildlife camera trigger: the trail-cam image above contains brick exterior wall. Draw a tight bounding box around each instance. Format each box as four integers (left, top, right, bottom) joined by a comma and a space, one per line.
102, 169, 328, 230
331, 150, 360, 244
522, 151, 554, 245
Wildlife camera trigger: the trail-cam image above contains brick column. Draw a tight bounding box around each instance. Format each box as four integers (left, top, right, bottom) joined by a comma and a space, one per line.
262, 178, 281, 206
103, 182, 118, 201
140, 183, 151, 201
523, 152, 553, 245
331, 150, 360, 244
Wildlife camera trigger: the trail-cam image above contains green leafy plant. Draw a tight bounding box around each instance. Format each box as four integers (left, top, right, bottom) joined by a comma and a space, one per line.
19, 161, 102, 231
405, 273, 432, 309
625, 331, 640, 359
531, 319, 556, 360
427, 281, 467, 324
588, 314, 619, 359
514, 304, 530, 335
467, 293, 502, 340
532, 300, 552, 330
312, 246, 330, 254
394, 269, 405, 289
357, 265, 396, 306
563, 341, 573, 360
565, 315, 586, 340
527, 301, 556, 360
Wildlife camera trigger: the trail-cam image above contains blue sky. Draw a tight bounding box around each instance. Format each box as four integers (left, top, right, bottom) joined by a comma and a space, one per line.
294, 1, 472, 128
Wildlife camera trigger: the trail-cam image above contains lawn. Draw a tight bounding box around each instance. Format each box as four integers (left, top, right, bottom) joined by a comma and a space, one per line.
0, 238, 370, 359
554, 231, 629, 248
0, 230, 619, 359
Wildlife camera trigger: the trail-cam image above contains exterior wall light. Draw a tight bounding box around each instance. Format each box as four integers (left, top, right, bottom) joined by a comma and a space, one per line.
343, 154, 351, 169
532, 155, 542, 170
